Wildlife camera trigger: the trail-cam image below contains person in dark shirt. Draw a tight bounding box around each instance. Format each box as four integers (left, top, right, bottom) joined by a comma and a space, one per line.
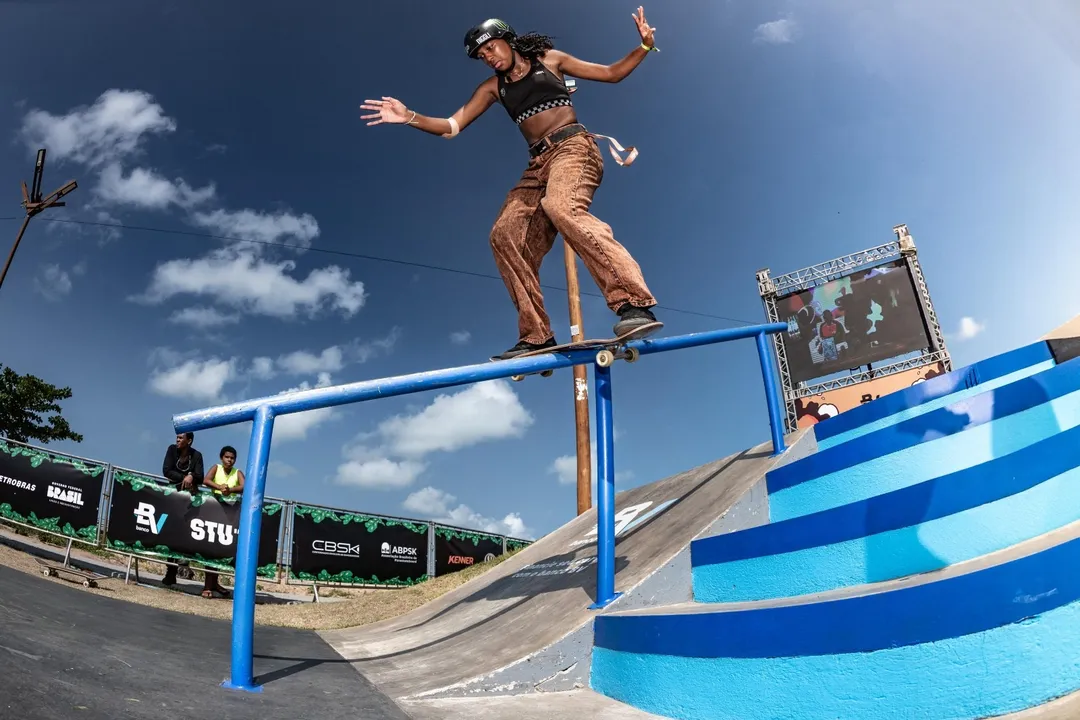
163, 432, 205, 491
160, 432, 205, 585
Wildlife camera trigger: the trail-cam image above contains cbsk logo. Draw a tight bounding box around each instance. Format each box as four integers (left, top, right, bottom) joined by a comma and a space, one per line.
313, 540, 360, 557
133, 502, 167, 535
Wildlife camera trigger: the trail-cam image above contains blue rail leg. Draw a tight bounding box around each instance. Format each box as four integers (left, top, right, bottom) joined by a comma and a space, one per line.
756, 331, 787, 456
589, 362, 622, 610
221, 404, 275, 693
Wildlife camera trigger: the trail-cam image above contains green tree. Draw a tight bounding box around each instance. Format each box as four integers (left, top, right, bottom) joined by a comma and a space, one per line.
0, 365, 82, 444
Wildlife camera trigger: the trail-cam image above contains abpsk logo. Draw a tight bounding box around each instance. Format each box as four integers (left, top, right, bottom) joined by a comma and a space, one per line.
133, 502, 167, 535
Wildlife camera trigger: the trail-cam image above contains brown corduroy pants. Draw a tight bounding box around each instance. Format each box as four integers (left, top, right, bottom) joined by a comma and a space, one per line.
489, 132, 656, 344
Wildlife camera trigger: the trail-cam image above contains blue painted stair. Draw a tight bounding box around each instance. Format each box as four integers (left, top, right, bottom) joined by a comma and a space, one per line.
589, 342, 1080, 719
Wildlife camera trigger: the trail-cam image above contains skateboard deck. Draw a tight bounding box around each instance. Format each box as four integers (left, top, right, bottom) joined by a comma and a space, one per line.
35, 556, 103, 588
491, 321, 663, 381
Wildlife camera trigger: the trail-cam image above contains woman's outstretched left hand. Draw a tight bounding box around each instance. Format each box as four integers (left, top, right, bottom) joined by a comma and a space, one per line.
632, 6, 656, 48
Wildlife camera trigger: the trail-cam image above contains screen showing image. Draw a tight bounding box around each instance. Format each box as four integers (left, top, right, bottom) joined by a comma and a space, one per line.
776, 259, 931, 384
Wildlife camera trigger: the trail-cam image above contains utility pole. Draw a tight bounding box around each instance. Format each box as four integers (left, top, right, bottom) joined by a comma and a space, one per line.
564, 242, 592, 516
0, 149, 78, 293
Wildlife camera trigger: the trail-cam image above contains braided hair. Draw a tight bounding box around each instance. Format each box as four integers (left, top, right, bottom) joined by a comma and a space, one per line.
511, 32, 556, 59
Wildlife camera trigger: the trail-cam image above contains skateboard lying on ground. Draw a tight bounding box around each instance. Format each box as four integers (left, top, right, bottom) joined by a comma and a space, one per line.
35, 556, 103, 589
491, 321, 663, 381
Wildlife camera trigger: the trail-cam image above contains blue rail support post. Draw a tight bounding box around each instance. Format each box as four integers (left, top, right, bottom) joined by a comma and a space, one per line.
589, 361, 621, 610
755, 330, 787, 455
221, 404, 275, 693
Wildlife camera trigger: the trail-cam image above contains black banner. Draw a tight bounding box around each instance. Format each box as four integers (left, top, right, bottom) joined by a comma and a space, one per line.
104, 470, 282, 577
289, 504, 429, 586
0, 439, 106, 543
434, 525, 503, 576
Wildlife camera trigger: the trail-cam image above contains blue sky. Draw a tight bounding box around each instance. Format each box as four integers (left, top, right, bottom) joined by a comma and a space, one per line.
1, 1, 1078, 541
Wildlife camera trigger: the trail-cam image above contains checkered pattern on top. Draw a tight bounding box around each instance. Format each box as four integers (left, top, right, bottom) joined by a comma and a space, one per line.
514, 98, 573, 125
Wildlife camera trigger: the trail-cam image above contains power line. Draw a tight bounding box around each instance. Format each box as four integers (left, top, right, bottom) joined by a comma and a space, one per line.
0, 214, 758, 326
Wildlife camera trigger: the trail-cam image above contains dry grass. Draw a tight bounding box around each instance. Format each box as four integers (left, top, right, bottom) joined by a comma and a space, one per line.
0, 529, 520, 631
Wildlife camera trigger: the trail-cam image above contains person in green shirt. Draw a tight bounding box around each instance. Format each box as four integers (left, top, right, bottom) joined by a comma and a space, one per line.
200, 445, 246, 598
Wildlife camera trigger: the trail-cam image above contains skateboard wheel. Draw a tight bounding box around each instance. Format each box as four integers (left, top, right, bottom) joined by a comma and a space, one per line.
43, 568, 51, 577
625, 347, 640, 363
82, 580, 91, 588
596, 350, 614, 367
511, 375, 524, 382
541, 369, 554, 377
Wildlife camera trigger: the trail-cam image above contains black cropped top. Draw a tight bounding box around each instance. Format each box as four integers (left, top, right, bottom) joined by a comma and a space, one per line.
497, 59, 574, 125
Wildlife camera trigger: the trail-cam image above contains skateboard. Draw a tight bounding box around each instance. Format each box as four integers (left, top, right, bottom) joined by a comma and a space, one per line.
491, 321, 663, 381
35, 556, 103, 589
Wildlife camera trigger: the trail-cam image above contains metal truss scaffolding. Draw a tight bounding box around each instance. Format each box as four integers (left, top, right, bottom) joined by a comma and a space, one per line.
757, 224, 952, 434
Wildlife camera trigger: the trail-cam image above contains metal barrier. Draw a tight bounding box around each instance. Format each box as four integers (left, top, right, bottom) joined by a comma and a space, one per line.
172, 322, 790, 692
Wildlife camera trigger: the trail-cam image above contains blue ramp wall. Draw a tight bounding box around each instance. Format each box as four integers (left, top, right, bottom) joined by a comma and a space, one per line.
691, 422, 1080, 602
813, 341, 1054, 446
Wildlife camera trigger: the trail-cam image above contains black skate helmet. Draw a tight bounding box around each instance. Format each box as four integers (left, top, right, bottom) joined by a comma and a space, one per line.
464, 19, 516, 58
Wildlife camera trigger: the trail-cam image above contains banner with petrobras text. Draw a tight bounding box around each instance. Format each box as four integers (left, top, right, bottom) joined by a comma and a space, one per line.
434, 525, 504, 576
0, 438, 107, 543
104, 469, 282, 577
288, 504, 430, 586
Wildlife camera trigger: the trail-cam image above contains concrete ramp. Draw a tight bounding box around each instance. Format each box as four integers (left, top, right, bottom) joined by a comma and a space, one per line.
320, 430, 813, 702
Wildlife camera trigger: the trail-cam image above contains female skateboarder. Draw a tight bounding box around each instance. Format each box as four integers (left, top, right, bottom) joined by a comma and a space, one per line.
360, 8, 662, 359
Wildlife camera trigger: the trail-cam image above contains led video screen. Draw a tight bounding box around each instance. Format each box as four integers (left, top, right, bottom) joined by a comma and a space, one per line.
776, 259, 931, 384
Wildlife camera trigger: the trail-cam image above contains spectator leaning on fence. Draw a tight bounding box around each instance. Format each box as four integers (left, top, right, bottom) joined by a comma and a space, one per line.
199, 445, 245, 599
160, 431, 206, 586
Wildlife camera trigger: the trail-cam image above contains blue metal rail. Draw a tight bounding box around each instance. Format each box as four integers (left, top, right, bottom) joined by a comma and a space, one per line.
172, 322, 790, 692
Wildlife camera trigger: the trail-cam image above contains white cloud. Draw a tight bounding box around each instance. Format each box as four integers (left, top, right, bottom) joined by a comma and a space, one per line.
132, 245, 367, 320
403, 486, 531, 539
148, 356, 237, 402
955, 316, 986, 341
248, 330, 400, 381
273, 372, 338, 442
337, 457, 427, 490
33, 264, 75, 301
450, 331, 471, 345
334, 379, 533, 490
377, 380, 533, 458
755, 16, 797, 44
277, 346, 347, 375
168, 306, 242, 329
190, 208, 320, 250
18, 89, 177, 168
95, 163, 216, 211
250, 356, 276, 380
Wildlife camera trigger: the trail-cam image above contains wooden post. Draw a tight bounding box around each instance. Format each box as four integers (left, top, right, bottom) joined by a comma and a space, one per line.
564, 241, 592, 515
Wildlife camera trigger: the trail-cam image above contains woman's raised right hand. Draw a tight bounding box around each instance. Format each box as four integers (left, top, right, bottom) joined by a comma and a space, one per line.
360, 96, 411, 125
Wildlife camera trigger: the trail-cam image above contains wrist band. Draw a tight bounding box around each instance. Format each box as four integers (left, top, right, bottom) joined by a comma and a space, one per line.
640, 42, 658, 52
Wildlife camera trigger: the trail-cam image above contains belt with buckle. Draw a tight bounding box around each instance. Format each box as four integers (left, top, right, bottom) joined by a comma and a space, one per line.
529, 123, 587, 158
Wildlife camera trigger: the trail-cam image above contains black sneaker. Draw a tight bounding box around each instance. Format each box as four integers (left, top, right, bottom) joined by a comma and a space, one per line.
491, 337, 557, 361
613, 304, 659, 336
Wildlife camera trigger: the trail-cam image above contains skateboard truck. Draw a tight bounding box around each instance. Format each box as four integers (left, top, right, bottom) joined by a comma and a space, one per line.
499, 322, 661, 381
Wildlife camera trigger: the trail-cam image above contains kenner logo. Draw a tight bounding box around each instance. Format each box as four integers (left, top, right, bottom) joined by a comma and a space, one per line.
133, 502, 167, 535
